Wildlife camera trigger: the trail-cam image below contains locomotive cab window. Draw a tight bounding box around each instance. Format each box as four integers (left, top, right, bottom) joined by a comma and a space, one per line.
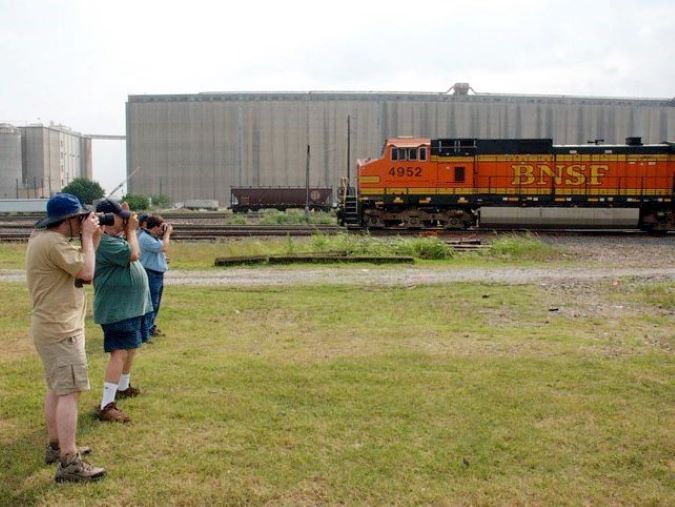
391, 146, 426, 161
454, 166, 465, 183
391, 147, 410, 161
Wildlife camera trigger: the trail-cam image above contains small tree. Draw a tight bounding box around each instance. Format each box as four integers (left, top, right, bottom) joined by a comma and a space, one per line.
122, 194, 149, 211
61, 178, 105, 204
151, 194, 171, 208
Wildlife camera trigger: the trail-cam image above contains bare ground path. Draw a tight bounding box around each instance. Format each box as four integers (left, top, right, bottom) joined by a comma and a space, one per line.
2, 266, 674, 287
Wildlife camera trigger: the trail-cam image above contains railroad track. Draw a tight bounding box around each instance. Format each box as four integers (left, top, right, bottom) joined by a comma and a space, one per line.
0, 224, 344, 242
1, 223, 669, 243
0, 211, 262, 222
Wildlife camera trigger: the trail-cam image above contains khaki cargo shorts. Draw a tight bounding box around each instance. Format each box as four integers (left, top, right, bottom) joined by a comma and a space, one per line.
34, 334, 90, 396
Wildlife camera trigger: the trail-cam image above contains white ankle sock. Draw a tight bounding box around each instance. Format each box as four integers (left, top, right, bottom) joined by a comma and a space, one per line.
101, 382, 118, 409
118, 373, 131, 391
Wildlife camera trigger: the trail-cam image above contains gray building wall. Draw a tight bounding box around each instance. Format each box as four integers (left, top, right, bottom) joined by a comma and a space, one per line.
19, 124, 89, 197
0, 124, 22, 199
126, 91, 675, 205
81, 137, 93, 180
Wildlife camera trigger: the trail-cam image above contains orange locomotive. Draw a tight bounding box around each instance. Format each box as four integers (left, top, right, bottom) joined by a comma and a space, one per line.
338, 137, 674, 231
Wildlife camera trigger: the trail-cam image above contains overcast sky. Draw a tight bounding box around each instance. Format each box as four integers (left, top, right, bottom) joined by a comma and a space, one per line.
1, 0, 673, 194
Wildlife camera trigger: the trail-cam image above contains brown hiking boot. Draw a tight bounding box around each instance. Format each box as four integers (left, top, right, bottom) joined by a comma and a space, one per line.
116, 385, 141, 399
55, 452, 106, 483
46, 444, 92, 465
97, 402, 131, 423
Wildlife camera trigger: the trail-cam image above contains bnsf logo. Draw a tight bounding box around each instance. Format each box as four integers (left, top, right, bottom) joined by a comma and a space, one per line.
512, 164, 609, 186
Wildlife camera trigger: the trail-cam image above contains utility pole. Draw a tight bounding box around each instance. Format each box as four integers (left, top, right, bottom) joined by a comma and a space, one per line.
347, 115, 351, 187
305, 144, 310, 222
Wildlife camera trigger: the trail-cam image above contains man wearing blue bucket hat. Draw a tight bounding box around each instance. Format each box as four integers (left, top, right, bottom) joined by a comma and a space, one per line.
26, 193, 107, 482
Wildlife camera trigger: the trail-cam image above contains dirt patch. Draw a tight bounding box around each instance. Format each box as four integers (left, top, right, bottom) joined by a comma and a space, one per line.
540, 235, 675, 268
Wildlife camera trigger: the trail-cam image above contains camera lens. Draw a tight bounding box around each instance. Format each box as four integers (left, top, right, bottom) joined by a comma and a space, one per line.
96, 212, 116, 226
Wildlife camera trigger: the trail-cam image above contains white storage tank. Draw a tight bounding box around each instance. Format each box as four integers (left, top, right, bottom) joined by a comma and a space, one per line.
0, 124, 22, 198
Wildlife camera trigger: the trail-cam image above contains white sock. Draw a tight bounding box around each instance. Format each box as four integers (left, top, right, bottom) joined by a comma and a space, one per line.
118, 373, 131, 391
101, 382, 118, 409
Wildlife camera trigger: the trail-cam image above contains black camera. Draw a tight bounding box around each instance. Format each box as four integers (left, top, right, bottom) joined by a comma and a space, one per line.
82, 212, 115, 226
97, 212, 116, 226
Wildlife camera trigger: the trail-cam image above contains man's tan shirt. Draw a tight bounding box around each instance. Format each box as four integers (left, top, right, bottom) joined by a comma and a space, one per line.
26, 230, 86, 344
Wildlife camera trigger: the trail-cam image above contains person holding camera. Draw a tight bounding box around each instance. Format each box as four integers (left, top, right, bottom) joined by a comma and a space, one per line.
138, 215, 172, 338
26, 193, 106, 482
138, 213, 149, 231
93, 199, 152, 423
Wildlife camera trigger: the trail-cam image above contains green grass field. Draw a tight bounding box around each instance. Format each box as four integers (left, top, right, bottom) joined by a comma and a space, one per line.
0, 240, 673, 505
0, 233, 565, 271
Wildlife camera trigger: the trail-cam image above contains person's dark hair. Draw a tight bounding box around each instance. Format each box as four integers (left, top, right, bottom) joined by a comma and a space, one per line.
146, 215, 164, 229
46, 219, 66, 229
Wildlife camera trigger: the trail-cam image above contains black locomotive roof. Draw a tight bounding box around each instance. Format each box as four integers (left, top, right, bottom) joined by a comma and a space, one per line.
431, 138, 674, 156
553, 144, 673, 155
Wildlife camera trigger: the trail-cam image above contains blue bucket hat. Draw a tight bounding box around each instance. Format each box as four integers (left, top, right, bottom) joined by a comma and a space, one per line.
35, 193, 90, 229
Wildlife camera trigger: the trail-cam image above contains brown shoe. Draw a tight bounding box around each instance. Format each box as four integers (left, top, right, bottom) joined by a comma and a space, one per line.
55, 452, 106, 483
116, 385, 141, 399
46, 444, 92, 465
152, 327, 166, 337
97, 402, 130, 423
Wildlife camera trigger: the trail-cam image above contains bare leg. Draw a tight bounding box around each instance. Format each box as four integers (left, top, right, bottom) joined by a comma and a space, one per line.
45, 389, 59, 445
56, 392, 80, 459
122, 348, 136, 375
104, 349, 127, 384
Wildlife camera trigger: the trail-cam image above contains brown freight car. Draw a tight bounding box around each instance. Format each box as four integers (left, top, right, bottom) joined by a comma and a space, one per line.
230, 186, 333, 213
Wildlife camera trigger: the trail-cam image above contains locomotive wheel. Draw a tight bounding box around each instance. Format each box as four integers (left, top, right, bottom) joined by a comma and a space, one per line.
405, 216, 422, 228
444, 217, 463, 229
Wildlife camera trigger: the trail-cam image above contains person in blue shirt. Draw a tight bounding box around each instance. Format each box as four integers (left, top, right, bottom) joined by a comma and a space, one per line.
138, 215, 172, 337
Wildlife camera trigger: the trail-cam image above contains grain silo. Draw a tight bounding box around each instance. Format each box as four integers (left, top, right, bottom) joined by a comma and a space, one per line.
20, 124, 89, 198
0, 124, 22, 199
